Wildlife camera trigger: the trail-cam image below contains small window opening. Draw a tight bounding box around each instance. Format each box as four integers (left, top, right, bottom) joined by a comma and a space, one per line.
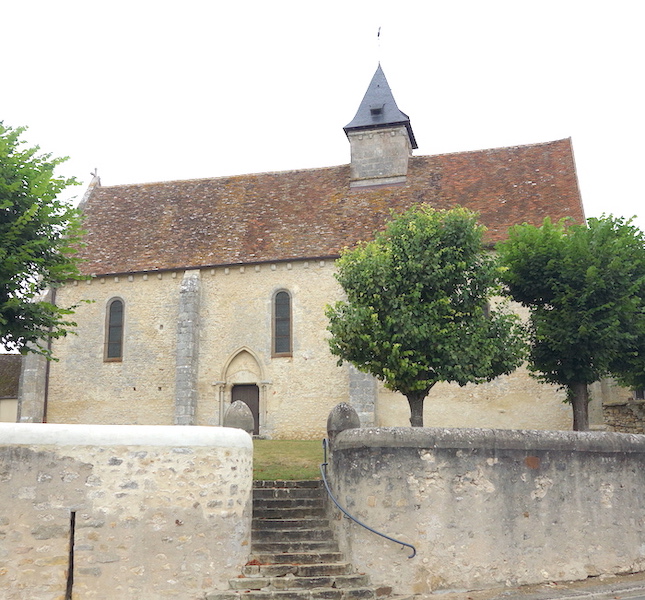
105, 298, 124, 361
273, 291, 292, 356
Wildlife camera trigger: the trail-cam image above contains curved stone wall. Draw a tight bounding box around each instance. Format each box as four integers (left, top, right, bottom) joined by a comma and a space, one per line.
328, 427, 645, 594
0, 423, 253, 600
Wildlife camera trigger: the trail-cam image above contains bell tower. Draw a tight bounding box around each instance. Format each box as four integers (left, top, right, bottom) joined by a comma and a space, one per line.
344, 64, 417, 188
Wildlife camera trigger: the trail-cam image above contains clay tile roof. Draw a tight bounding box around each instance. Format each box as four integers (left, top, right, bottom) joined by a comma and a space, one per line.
0, 355, 22, 399
76, 138, 584, 277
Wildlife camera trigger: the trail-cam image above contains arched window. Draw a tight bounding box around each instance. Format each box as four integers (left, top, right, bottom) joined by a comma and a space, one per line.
273, 290, 291, 356
105, 298, 124, 361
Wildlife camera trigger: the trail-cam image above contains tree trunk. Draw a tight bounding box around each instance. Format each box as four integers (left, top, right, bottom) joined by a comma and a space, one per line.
406, 387, 432, 427
570, 382, 590, 431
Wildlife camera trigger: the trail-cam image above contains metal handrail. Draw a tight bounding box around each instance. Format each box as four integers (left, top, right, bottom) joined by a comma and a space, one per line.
320, 438, 416, 559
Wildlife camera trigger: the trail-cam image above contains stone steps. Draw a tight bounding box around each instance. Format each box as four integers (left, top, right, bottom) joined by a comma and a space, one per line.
255, 517, 330, 530
254, 497, 326, 508
205, 480, 394, 600
253, 528, 335, 542
254, 488, 326, 500
252, 541, 340, 553
208, 589, 382, 600
229, 573, 370, 590
248, 551, 346, 565
254, 506, 328, 519
241, 563, 354, 578
253, 480, 323, 489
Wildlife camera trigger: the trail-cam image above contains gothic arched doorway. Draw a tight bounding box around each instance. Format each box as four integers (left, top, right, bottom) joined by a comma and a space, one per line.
231, 384, 259, 435
220, 348, 266, 435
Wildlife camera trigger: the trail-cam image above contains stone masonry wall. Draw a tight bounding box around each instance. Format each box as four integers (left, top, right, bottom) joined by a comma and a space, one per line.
604, 402, 645, 433
175, 270, 201, 425
195, 260, 349, 439
347, 126, 411, 187
598, 379, 645, 433
348, 366, 377, 427
376, 366, 576, 431
38, 261, 612, 437
328, 427, 645, 594
0, 423, 253, 600
44, 261, 351, 439
46, 273, 183, 426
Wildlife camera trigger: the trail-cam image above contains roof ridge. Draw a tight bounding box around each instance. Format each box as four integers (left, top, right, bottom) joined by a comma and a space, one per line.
419, 137, 572, 161
92, 163, 351, 190
90, 139, 572, 190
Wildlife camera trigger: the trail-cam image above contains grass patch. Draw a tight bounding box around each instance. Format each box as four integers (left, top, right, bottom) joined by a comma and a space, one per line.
253, 439, 324, 481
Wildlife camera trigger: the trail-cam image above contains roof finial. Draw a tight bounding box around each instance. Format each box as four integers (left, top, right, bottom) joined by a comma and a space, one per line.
377, 26, 381, 63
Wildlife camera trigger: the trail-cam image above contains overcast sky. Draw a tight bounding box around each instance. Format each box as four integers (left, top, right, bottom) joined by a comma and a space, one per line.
4, 0, 644, 230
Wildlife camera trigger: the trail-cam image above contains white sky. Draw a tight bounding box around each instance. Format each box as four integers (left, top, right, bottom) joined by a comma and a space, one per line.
4, 0, 644, 231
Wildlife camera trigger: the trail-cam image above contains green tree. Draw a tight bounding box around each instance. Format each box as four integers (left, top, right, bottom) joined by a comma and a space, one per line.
0, 122, 85, 356
497, 216, 645, 431
326, 205, 526, 427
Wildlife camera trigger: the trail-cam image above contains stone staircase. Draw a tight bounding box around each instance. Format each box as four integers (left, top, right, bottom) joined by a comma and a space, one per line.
205, 480, 393, 600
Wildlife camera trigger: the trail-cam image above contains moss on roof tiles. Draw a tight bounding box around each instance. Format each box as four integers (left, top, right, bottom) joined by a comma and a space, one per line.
76, 139, 584, 276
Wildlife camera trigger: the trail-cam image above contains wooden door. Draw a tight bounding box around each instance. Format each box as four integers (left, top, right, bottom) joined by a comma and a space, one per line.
232, 384, 259, 435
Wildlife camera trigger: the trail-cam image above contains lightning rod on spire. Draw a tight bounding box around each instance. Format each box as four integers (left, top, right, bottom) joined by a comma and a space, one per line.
377, 26, 382, 63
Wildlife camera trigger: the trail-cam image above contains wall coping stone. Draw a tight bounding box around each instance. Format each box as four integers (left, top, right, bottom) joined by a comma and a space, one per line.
0, 422, 252, 447
334, 426, 645, 454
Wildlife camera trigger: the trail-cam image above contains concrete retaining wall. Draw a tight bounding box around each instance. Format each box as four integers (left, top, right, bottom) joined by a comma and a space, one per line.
0, 423, 253, 600
328, 427, 645, 595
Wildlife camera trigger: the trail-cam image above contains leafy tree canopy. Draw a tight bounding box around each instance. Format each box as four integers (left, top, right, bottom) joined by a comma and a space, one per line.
0, 122, 85, 356
497, 215, 645, 430
326, 205, 526, 426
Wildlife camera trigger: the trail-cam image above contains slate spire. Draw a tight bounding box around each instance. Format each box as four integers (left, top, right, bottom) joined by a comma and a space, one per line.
344, 64, 417, 149
344, 65, 417, 187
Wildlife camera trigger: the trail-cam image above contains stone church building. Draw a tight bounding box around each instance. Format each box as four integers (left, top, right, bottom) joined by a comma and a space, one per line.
18, 65, 606, 438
